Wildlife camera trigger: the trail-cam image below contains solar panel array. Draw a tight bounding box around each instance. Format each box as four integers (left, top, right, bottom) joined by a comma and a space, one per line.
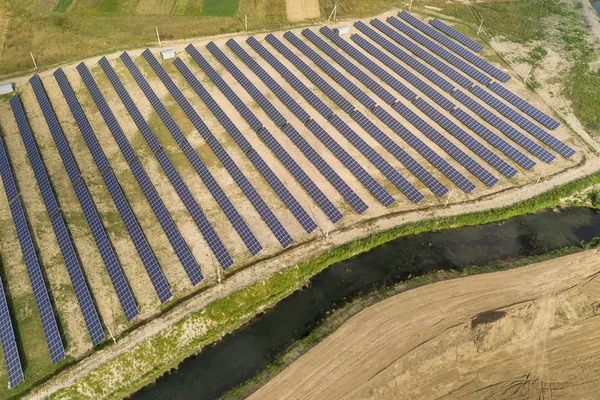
77, 62, 204, 285
430, 19, 484, 53
470, 86, 575, 158
0, 276, 22, 388
184, 45, 343, 223
10, 95, 105, 346
119, 52, 262, 256
398, 12, 510, 82
142, 50, 293, 248
0, 135, 65, 365
205, 41, 369, 214
173, 58, 318, 233
98, 57, 233, 269
54, 68, 173, 304
488, 82, 560, 130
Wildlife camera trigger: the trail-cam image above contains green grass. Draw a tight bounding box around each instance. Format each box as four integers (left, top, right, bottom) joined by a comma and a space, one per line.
53, 0, 73, 13
200, 0, 239, 16
96, 0, 119, 13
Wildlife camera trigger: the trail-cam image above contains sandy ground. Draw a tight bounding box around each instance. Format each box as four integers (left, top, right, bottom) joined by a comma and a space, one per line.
286, 0, 321, 22
252, 249, 600, 400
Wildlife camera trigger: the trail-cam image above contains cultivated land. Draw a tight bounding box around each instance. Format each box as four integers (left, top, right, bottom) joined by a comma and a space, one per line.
251, 249, 600, 399
0, 0, 599, 398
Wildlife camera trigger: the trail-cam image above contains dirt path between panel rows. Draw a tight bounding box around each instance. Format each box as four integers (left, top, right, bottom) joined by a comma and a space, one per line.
253, 249, 600, 400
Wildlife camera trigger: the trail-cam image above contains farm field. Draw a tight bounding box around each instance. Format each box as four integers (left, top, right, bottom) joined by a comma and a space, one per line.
0, 2, 599, 399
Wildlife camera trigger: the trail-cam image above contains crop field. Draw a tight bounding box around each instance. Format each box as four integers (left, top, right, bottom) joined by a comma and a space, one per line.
0, 6, 592, 399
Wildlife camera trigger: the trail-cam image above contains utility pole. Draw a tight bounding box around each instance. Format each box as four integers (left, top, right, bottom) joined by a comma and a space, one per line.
328, 4, 337, 22
536, 162, 550, 184
30, 51, 38, 70
409, 0, 413, 11
444, 189, 453, 207
325, 220, 331, 238
477, 19, 484, 36
155, 26, 162, 48
245, 14, 248, 33
523, 65, 533, 84
105, 324, 117, 345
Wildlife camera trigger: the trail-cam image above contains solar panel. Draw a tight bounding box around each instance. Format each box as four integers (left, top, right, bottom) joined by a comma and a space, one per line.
184, 45, 343, 223
142, 50, 293, 248
413, 98, 516, 179
366, 20, 474, 90
29, 75, 81, 183
389, 15, 493, 85
6, 195, 65, 364
173, 58, 318, 233
98, 57, 233, 269
430, 19, 484, 53
0, 276, 23, 389
29, 72, 139, 322
488, 82, 560, 130
10, 95, 105, 346
78, 63, 204, 285
207, 41, 369, 214
0, 140, 18, 203
120, 52, 262, 256
451, 89, 555, 164
398, 12, 509, 82
54, 68, 173, 304
470, 86, 575, 158
232, 38, 407, 205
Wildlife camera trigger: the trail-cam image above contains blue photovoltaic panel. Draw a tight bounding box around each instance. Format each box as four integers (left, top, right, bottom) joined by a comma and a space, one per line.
173, 58, 318, 233
0, 140, 18, 203
207, 41, 368, 214
367, 20, 474, 90
398, 12, 509, 82
412, 98, 516, 179
120, 52, 262, 256
232, 37, 404, 206
29, 75, 81, 183
29, 72, 138, 322
73, 178, 139, 321
142, 50, 292, 248
54, 68, 172, 304
98, 56, 233, 270
7, 196, 65, 364
488, 82, 560, 130
430, 19, 484, 53
184, 45, 342, 224
389, 15, 493, 85
0, 277, 23, 389
470, 86, 575, 158
77, 62, 203, 285
451, 89, 555, 164
10, 96, 105, 346
451, 108, 536, 170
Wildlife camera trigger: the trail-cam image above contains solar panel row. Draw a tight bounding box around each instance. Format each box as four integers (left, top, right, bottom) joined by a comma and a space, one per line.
206, 41, 369, 214
249, 34, 446, 197
470, 86, 575, 158
76, 62, 204, 286
237, 37, 415, 205
389, 16, 493, 85
54, 68, 173, 304
10, 95, 106, 345
367, 20, 474, 90
322, 28, 535, 172
184, 45, 343, 223
430, 19, 484, 53
142, 50, 293, 248
29, 74, 139, 322
399, 12, 510, 82
120, 52, 262, 256
487, 82, 560, 130
0, 276, 23, 388
98, 57, 233, 270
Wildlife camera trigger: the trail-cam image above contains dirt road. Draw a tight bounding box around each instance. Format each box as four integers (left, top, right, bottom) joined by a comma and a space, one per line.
252, 249, 600, 399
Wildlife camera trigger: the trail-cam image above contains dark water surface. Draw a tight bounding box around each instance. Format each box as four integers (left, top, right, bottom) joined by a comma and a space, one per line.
133, 207, 600, 400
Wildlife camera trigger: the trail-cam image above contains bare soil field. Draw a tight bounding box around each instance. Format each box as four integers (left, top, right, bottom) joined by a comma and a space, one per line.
252, 249, 600, 400
286, 0, 320, 22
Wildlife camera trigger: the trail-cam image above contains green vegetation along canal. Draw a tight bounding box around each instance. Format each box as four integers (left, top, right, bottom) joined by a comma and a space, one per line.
132, 206, 600, 399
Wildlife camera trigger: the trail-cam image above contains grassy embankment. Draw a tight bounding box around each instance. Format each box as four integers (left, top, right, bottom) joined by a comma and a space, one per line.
42, 166, 600, 400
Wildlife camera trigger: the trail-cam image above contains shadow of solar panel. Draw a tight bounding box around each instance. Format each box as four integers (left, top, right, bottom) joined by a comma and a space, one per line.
488, 82, 560, 130
430, 19, 484, 53
470, 86, 574, 158
399, 12, 509, 82
120, 52, 262, 256
0, 277, 23, 388
184, 45, 342, 224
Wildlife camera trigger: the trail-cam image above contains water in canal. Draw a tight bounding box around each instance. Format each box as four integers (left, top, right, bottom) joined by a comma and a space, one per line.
132, 207, 600, 400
